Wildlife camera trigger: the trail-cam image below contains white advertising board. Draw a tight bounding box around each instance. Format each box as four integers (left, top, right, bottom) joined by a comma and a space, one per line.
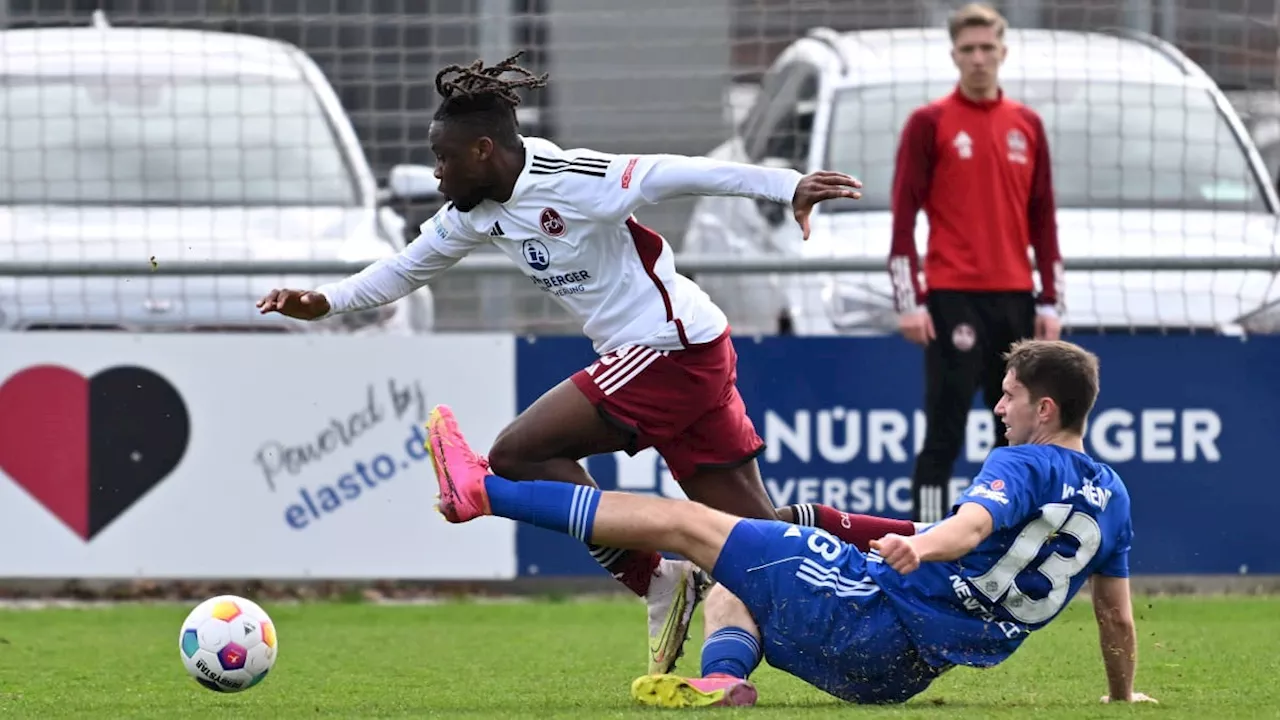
0, 333, 517, 579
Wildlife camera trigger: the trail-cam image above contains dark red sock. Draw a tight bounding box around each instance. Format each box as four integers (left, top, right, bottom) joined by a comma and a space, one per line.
786, 504, 916, 552
589, 545, 662, 596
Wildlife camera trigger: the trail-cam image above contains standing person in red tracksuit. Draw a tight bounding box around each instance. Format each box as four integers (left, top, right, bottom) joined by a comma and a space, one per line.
888, 3, 1065, 524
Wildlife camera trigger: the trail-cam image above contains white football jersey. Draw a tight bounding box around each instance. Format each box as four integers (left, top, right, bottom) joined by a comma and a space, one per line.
318, 135, 802, 355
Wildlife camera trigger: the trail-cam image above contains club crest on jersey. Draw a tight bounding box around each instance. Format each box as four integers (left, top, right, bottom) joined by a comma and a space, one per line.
1007, 129, 1028, 164
540, 208, 567, 237
522, 239, 551, 271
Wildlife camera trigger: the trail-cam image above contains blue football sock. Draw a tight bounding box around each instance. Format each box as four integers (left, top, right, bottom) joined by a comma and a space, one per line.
483, 476, 601, 544
700, 626, 762, 679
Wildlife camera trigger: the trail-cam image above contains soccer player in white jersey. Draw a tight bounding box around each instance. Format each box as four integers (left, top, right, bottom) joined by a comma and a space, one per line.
256, 52, 900, 676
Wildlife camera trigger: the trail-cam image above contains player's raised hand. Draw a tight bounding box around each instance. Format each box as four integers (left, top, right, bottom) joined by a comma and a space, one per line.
256, 288, 331, 320
792, 171, 862, 240
1100, 692, 1158, 704
869, 534, 920, 575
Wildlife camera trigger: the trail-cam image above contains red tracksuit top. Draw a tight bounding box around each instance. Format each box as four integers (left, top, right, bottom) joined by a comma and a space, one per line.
887, 87, 1063, 314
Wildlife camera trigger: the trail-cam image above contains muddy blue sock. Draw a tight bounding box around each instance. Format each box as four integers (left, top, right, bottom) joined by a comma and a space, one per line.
700, 626, 762, 679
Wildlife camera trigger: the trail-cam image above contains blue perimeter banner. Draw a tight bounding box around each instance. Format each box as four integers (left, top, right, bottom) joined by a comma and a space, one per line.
514, 334, 1280, 577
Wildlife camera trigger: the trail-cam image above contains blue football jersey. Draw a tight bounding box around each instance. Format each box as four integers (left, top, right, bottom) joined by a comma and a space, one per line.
869, 444, 1133, 668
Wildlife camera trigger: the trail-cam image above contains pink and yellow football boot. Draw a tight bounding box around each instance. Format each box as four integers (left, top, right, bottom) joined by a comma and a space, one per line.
630, 673, 759, 708
425, 404, 491, 523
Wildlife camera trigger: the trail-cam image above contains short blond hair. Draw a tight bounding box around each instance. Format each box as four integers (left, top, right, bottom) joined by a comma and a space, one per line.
949, 2, 1007, 42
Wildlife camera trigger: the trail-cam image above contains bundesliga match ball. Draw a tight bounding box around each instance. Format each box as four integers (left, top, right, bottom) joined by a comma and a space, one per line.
178, 594, 278, 693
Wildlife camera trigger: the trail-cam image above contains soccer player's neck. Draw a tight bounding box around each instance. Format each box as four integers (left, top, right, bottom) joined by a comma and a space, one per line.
1030, 430, 1085, 454
957, 82, 1000, 103
490, 144, 528, 203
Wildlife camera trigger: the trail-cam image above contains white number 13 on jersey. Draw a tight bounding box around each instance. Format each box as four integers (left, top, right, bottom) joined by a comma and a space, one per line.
971, 502, 1102, 625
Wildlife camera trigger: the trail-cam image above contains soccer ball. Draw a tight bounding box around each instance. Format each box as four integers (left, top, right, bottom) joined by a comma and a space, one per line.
178, 594, 278, 692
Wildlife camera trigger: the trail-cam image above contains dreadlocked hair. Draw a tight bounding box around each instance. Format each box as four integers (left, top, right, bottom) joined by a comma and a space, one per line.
432, 51, 548, 148
435, 51, 548, 107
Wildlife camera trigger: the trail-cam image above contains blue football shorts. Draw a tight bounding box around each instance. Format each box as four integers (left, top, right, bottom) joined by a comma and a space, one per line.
711, 518, 949, 704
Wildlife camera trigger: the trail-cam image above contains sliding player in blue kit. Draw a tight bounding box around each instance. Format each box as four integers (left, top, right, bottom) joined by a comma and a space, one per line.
426, 338, 1157, 708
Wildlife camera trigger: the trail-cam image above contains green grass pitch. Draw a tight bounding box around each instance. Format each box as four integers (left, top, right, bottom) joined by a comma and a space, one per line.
1, 595, 1278, 718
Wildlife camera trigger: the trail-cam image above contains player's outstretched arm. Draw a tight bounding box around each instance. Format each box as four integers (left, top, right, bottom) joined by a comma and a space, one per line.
256, 206, 484, 320
874, 448, 1045, 574
871, 503, 993, 574
588, 154, 861, 240
1091, 575, 1155, 704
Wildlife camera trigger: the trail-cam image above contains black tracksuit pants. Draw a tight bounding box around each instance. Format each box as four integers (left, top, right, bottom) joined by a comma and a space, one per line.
911, 290, 1036, 523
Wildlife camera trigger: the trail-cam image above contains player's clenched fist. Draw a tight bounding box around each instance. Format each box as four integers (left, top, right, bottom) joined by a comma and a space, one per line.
791, 170, 863, 240
256, 289, 331, 320
869, 534, 921, 575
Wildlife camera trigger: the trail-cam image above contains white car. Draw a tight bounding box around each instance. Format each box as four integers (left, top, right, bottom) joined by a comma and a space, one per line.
0, 13, 436, 334
683, 27, 1280, 336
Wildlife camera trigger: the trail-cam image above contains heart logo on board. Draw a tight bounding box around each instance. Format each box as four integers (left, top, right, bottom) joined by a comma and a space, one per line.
0, 365, 191, 541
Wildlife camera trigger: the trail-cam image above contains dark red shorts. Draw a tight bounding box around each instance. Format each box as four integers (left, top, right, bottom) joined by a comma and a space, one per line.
570, 332, 765, 481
